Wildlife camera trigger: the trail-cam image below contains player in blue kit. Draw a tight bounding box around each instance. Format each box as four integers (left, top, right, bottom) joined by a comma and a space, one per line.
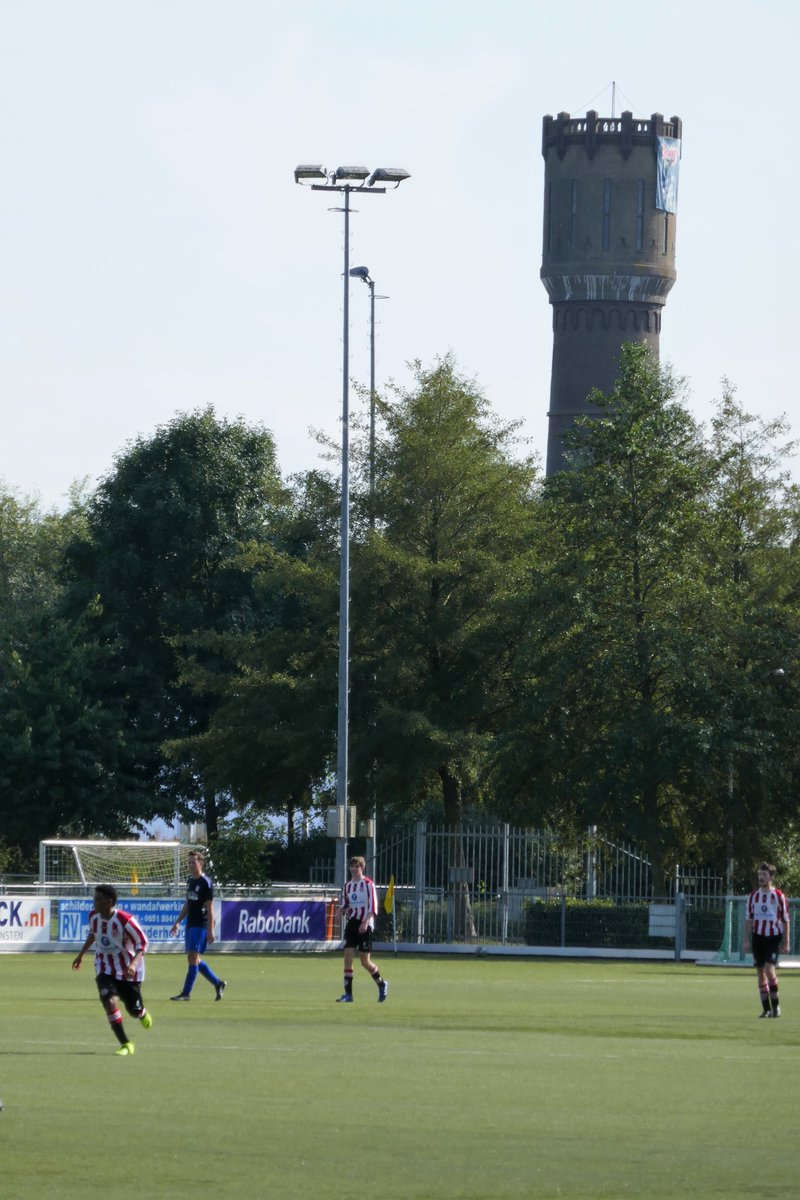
169, 850, 226, 1001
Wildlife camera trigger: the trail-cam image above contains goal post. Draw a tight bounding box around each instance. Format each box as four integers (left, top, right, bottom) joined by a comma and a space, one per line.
39, 840, 195, 892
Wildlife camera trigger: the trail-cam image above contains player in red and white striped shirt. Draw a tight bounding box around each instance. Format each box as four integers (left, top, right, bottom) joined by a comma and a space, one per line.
72, 884, 153, 1055
743, 863, 790, 1018
336, 856, 388, 1003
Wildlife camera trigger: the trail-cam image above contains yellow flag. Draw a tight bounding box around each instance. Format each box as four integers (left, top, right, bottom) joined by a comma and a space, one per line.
384, 875, 395, 914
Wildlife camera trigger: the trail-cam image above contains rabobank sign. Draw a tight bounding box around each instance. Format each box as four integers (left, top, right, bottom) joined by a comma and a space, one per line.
221, 899, 329, 943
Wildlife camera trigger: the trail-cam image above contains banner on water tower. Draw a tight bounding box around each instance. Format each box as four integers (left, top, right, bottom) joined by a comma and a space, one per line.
656, 136, 681, 214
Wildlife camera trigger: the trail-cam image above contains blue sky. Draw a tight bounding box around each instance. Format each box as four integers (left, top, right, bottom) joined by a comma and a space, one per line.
2, 0, 798, 509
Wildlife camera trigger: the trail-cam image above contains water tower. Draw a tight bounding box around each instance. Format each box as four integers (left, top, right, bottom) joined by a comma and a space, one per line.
541, 110, 682, 474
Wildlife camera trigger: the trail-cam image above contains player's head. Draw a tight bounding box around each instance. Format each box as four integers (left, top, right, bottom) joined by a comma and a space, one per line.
349, 856, 366, 876
93, 884, 118, 915
188, 850, 205, 875
757, 862, 776, 884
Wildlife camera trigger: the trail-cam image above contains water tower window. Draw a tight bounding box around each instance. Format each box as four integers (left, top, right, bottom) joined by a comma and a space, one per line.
546, 181, 554, 254
635, 180, 645, 252
602, 180, 612, 250
569, 181, 578, 251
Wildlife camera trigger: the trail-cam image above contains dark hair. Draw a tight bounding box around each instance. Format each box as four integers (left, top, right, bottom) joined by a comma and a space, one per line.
94, 884, 118, 904
759, 863, 776, 878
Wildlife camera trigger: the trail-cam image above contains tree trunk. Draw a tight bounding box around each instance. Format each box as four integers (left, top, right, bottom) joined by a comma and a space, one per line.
438, 764, 477, 940
203, 792, 220, 841
642, 780, 669, 897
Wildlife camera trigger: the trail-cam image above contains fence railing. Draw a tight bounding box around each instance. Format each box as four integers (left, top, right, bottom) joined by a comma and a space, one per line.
367, 822, 722, 902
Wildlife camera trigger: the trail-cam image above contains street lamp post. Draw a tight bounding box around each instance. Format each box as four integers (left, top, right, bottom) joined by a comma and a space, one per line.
294, 165, 410, 890
349, 265, 389, 530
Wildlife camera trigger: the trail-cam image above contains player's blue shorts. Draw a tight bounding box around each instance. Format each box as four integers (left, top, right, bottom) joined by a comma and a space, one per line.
185, 926, 208, 955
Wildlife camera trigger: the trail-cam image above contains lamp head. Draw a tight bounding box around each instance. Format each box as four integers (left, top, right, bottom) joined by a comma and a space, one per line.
294, 164, 327, 184
349, 266, 372, 283
335, 165, 370, 182
367, 167, 411, 188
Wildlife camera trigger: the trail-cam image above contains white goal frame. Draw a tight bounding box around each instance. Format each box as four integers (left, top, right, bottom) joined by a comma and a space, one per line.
39, 839, 195, 890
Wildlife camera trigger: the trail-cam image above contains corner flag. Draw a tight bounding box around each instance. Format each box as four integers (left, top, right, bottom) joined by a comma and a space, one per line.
384, 875, 395, 914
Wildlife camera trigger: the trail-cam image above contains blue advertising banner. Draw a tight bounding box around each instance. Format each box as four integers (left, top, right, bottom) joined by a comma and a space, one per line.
221, 898, 329, 943
58, 897, 181, 943
656, 136, 681, 214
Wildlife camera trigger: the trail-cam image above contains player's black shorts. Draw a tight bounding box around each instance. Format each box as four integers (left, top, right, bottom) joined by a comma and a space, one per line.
751, 932, 782, 968
96, 973, 145, 1017
343, 916, 373, 953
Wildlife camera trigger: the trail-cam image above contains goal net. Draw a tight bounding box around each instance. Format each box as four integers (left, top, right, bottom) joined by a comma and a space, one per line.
40, 840, 194, 892
711, 896, 799, 964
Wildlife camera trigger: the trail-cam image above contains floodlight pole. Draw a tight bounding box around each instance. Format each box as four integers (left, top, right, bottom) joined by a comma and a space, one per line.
336, 185, 353, 895
296, 165, 409, 892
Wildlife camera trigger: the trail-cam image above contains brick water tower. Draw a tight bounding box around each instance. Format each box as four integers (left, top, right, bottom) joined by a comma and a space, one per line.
541, 110, 682, 474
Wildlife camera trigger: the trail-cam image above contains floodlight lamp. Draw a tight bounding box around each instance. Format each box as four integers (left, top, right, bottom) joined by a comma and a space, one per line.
367, 167, 411, 188
335, 166, 370, 182
349, 265, 372, 281
294, 164, 327, 184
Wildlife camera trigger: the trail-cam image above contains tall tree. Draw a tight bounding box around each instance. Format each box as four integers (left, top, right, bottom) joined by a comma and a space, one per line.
497, 344, 716, 892
349, 357, 539, 829
167, 468, 340, 839
63, 408, 284, 837
698, 385, 800, 883
0, 487, 136, 862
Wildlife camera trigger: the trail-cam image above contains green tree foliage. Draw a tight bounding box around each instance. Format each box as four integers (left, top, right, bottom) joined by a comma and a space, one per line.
62, 408, 284, 837
497, 347, 800, 891
0, 488, 134, 863
349, 357, 539, 828
697, 385, 800, 883
168, 469, 340, 835
497, 345, 718, 891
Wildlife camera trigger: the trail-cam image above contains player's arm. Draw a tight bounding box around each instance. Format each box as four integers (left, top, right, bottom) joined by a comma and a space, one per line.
72, 931, 95, 970
125, 945, 146, 979
206, 887, 216, 945
170, 901, 189, 935
780, 895, 790, 953
742, 916, 752, 955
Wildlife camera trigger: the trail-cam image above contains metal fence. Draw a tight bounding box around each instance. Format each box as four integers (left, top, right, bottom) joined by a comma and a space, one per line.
362, 822, 726, 952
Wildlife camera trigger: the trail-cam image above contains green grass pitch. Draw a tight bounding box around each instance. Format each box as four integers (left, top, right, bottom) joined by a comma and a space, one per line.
1, 954, 798, 1199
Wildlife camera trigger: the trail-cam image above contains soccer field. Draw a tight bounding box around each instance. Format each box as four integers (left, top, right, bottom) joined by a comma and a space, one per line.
1, 954, 797, 1199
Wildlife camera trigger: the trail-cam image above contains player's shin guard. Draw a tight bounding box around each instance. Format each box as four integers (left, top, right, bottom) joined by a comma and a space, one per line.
769, 980, 780, 1013
108, 1008, 128, 1046
369, 967, 384, 988
759, 985, 770, 1013
343, 968, 354, 996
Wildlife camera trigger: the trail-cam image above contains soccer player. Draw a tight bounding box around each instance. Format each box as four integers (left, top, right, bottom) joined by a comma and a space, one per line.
743, 862, 790, 1018
72, 884, 153, 1056
336, 855, 388, 1003
169, 849, 226, 1001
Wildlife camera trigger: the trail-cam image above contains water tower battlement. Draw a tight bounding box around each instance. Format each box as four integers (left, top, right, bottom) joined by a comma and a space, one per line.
541, 109, 682, 474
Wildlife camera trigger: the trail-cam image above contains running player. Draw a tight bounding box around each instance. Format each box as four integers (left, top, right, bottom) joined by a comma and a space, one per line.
72, 884, 153, 1055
